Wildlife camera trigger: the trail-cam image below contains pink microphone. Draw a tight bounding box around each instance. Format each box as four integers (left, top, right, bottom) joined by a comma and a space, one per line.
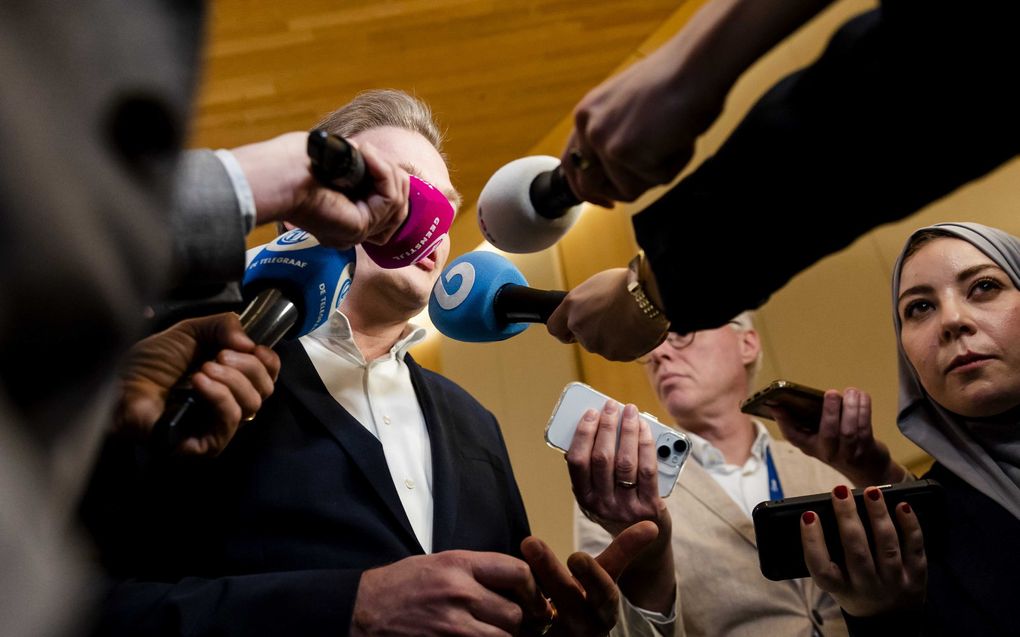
362, 174, 453, 268
308, 130, 454, 269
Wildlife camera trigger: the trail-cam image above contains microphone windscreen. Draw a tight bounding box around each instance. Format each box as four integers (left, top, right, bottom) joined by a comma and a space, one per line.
243, 229, 355, 338
478, 156, 582, 253
362, 175, 455, 268
429, 251, 529, 342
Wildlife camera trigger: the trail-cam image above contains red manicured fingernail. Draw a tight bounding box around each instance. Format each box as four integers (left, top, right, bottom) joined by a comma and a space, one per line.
901, 502, 912, 514
866, 488, 881, 502
834, 485, 850, 500
802, 511, 816, 524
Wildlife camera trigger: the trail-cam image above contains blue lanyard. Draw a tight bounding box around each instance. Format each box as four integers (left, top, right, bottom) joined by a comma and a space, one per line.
765, 445, 784, 500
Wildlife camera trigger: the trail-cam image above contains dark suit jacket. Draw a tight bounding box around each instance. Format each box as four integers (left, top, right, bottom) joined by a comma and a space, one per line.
83, 340, 530, 636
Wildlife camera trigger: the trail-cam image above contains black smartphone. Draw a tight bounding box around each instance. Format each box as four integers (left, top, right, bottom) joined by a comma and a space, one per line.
752, 480, 945, 581
741, 380, 826, 430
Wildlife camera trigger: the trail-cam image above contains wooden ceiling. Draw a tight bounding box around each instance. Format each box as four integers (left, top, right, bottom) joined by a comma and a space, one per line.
190, 0, 690, 233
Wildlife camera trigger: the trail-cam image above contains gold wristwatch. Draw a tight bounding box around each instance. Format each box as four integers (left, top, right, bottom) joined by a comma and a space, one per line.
626, 251, 670, 332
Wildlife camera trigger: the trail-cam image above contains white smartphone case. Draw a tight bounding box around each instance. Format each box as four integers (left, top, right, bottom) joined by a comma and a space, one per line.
545, 382, 690, 497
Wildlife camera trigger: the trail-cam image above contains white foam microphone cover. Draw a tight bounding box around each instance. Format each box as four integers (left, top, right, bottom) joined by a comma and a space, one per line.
477, 155, 583, 253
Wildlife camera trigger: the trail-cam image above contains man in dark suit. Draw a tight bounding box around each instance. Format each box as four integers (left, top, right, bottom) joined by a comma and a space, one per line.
84, 91, 649, 636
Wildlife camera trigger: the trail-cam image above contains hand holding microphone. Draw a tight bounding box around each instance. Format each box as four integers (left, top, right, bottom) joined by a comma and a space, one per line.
149, 230, 356, 454
429, 250, 669, 362
547, 267, 670, 362
118, 313, 281, 457
428, 251, 565, 342
307, 130, 455, 268
228, 131, 454, 264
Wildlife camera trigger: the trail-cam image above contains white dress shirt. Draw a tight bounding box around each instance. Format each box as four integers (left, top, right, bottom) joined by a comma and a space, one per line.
685, 420, 774, 518
300, 311, 435, 553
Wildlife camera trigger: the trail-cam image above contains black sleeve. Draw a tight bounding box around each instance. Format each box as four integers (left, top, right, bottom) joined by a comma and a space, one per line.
841, 607, 921, 637
634, 2, 1020, 333
93, 570, 363, 637
80, 437, 366, 637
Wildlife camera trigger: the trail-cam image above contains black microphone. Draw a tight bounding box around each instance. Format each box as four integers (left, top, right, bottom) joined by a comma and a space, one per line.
307, 129, 372, 197
528, 164, 582, 219
493, 285, 566, 323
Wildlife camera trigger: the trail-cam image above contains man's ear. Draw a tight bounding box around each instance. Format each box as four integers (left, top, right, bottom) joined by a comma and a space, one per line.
738, 329, 760, 367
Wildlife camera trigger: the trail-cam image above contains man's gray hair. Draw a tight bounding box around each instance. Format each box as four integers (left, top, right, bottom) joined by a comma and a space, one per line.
728, 311, 763, 390
315, 89, 445, 155
313, 89, 461, 209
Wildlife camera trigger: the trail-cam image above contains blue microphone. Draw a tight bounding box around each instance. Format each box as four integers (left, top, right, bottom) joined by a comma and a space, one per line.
429, 251, 566, 342
240, 229, 355, 341
153, 229, 354, 452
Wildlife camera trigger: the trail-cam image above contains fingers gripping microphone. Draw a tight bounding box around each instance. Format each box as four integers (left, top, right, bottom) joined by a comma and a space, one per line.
152, 229, 355, 452
307, 130, 454, 269
428, 251, 566, 342
477, 156, 583, 253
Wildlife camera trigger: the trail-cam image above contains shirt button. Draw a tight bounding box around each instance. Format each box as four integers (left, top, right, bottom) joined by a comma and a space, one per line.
404, 479, 415, 489
383, 415, 392, 425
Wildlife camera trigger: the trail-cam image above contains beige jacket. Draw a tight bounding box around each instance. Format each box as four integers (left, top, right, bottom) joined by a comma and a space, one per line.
577, 439, 850, 637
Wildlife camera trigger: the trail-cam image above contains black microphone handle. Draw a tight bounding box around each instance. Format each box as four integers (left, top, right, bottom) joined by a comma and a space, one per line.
307, 129, 373, 197
529, 164, 582, 220
493, 284, 567, 324
149, 288, 299, 454
307, 129, 413, 238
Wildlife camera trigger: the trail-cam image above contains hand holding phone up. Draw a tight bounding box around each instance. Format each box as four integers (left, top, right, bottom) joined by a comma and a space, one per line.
769, 386, 906, 488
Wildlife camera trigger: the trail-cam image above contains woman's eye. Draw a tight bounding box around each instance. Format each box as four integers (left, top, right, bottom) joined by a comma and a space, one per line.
971, 277, 1004, 296
903, 300, 933, 320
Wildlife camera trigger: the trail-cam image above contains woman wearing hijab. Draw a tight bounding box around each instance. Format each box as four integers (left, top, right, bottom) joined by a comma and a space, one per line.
774, 222, 1020, 635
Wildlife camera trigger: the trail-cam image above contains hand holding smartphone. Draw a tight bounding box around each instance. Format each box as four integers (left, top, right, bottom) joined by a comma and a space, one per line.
752, 480, 945, 581
545, 382, 690, 498
741, 380, 825, 430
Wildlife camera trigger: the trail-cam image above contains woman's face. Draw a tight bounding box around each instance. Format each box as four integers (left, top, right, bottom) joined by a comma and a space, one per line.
898, 237, 1020, 417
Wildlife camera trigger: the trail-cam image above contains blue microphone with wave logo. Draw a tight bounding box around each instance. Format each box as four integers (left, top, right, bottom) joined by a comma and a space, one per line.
153, 229, 354, 452
428, 251, 566, 342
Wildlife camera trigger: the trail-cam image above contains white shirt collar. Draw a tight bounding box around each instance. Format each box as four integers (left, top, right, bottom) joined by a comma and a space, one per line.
686, 420, 771, 470
305, 308, 427, 365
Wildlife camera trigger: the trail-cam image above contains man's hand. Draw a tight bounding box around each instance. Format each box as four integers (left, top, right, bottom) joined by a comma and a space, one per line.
773, 388, 907, 487
232, 132, 410, 248
560, 0, 836, 206
521, 521, 659, 637
566, 401, 676, 614
547, 268, 666, 362
117, 312, 280, 456
351, 551, 549, 637
561, 45, 720, 207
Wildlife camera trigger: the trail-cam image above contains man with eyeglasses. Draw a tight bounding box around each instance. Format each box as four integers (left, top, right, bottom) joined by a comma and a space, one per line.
568, 312, 853, 636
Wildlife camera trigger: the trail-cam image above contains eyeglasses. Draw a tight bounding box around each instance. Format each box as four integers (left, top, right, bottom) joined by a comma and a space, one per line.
636, 320, 745, 365
637, 332, 695, 364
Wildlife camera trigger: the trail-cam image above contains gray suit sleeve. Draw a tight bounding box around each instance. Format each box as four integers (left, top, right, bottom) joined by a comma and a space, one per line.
169, 149, 247, 290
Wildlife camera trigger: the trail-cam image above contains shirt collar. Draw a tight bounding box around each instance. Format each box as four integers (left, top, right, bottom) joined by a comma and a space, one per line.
686, 419, 772, 470
304, 308, 427, 365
